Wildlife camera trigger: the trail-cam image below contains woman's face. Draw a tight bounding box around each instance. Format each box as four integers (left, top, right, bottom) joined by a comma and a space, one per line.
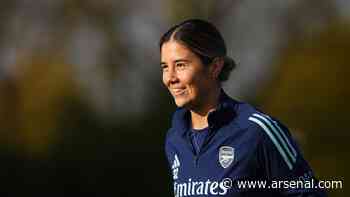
161, 41, 214, 109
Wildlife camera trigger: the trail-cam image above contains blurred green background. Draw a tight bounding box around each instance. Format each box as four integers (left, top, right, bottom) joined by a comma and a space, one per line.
0, 0, 348, 196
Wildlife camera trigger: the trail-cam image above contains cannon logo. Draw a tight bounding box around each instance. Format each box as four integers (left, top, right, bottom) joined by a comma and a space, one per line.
219, 146, 234, 168
174, 178, 232, 197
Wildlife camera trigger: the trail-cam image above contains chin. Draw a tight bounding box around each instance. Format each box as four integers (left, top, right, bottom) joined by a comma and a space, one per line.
174, 100, 185, 107
174, 98, 189, 108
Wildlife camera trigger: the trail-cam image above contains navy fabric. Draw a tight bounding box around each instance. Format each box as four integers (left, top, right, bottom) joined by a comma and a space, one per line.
165, 90, 327, 197
191, 127, 210, 154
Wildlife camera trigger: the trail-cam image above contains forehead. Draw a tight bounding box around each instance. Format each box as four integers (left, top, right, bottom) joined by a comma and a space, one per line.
161, 41, 197, 62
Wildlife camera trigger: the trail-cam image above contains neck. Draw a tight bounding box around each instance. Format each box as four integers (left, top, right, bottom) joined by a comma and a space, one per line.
190, 87, 221, 130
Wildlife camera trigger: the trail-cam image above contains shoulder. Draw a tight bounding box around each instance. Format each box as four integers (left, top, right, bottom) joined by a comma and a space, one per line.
166, 107, 186, 139
238, 105, 300, 171
165, 127, 176, 145
231, 101, 269, 134
232, 101, 293, 145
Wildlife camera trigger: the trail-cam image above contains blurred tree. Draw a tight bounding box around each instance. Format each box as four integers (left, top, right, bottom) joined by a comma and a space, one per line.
6, 56, 78, 156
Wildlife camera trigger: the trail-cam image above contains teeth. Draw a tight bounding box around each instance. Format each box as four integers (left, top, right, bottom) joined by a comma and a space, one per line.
172, 88, 185, 95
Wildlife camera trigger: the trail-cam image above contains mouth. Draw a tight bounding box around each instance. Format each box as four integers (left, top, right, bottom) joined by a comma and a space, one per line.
171, 88, 186, 97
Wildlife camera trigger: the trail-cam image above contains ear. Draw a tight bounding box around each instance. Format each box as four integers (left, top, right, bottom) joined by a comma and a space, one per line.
210, 57, 224, 80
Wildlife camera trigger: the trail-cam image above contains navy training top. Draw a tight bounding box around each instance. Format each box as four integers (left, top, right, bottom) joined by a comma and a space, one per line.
191, 127, 210, 155
165, 90, 327, 197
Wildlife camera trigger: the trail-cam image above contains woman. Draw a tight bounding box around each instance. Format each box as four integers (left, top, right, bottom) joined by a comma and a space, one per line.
160, 19, 326, 197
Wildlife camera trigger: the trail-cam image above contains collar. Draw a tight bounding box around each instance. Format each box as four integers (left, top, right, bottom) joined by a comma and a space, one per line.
171, 89, 237, 137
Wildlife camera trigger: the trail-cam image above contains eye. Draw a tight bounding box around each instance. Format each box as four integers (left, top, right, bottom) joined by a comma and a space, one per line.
175, 62, 187, 70
161, 64, 168, 71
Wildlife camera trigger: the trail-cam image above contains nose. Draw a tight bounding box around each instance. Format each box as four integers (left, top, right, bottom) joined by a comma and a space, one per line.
168, 68, 179, 84
164, 66, 179, 86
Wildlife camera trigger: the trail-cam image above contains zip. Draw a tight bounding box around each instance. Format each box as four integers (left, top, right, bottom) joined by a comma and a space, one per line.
193, 125, 215, 167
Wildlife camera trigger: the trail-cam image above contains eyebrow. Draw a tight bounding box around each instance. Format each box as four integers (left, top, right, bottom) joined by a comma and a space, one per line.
160, 59, 191, 66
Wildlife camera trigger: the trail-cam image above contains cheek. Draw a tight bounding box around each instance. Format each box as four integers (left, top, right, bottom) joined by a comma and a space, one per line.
180, 69, 196, 83
188, 74, 209, 94
162, 73, 168, 86
184, 75, 201, 93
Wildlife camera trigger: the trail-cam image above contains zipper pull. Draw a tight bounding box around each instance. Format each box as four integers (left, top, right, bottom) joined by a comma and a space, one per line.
194, 156, 199, 167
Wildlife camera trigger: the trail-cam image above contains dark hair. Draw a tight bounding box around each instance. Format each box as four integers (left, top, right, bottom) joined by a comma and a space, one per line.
159, 19, 236, 82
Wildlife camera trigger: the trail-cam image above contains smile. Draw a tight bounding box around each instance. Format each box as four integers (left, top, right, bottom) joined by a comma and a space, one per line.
171, 88, 186, 96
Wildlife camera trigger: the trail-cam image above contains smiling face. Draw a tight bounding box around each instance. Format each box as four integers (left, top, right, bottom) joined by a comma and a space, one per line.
161, 41, 215, 109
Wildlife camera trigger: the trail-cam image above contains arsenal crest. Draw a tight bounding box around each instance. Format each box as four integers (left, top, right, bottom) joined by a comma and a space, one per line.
219, 146, 234, 168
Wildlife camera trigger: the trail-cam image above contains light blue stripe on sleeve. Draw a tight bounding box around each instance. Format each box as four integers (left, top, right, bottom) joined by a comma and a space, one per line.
249, 117, 293, 170
260, 114, 297, 157
264, 115, 297, 157
252, 113, 296, 163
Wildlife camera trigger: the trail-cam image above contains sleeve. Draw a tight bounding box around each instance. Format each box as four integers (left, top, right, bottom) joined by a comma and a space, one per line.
164, 129, 176, 180
249, 113, 327, 196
